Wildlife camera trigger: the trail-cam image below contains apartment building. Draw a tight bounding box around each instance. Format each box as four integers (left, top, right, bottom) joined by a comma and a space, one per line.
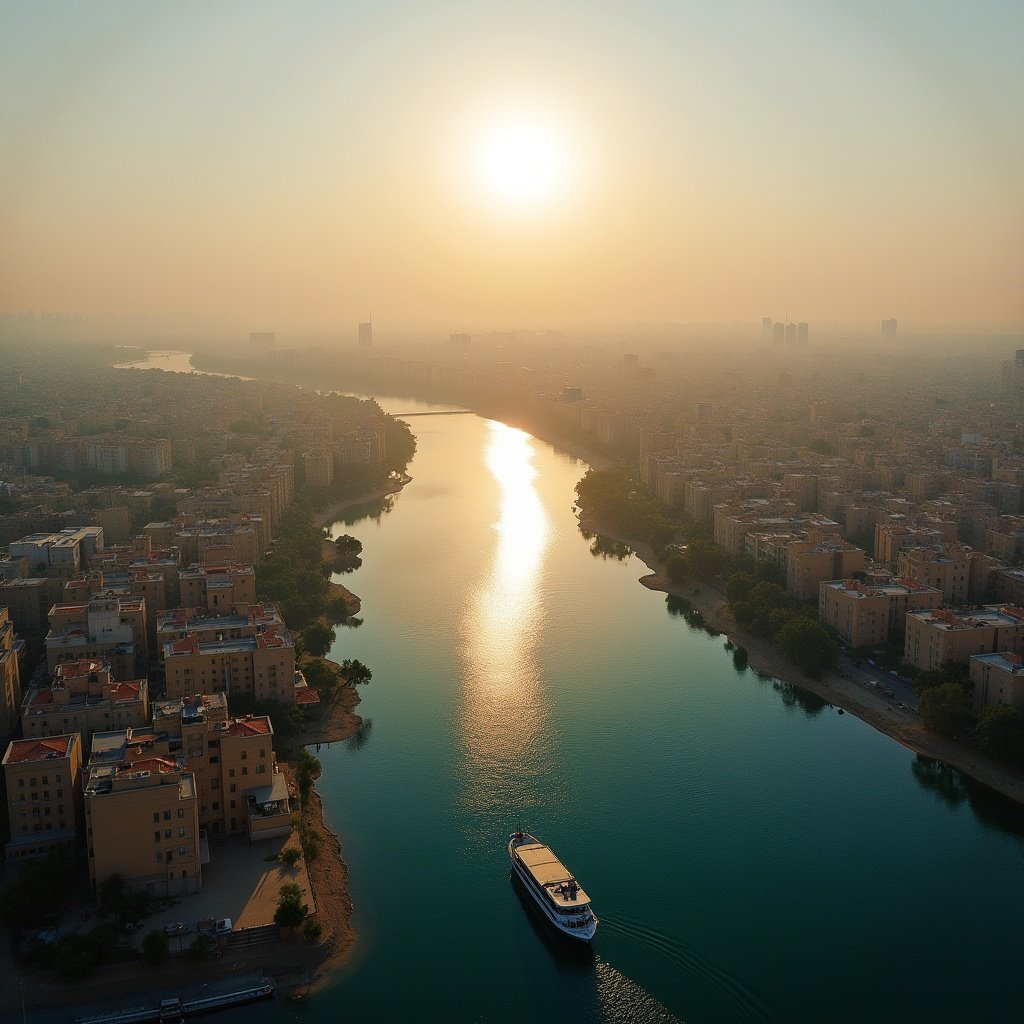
163, 628, 296, 703
20, 659, 148, 750
896, 545, 970, 604
969, 652, 1024, 713
2, 733, 84, 862
302, 448, 334, 488
787, 540, 866, 602
45, 595, 147, 677
904, 605, 1024, 672
0, 607, 23, 753
178, 562, 256, 612
151, 697, 291, 839
155, 603, 285, 661
0, 577, 57, 634
84, 740, 201, 897
819, 578, 942, 647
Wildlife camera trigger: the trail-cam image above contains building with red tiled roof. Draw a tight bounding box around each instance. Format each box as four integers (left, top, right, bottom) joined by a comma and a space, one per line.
20, 659, 149, 751
818, 577, 942, 647
2, 731, 83, 862
904, 604, 1024, 672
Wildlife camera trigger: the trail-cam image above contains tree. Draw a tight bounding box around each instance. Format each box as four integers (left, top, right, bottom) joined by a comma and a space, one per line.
775, 617, 837, 678
274, 883, 309, 929
188, 932, 218, 961
280, 846, 303, 866
340, 659, 372, 686
975, 705, 1024, 766
665, 553, 688, 583
725, 572, 758, 607
142, 928, 170, 967
301, 621, 336, 658
918, 682, 972, 739
684, 539, 728, 579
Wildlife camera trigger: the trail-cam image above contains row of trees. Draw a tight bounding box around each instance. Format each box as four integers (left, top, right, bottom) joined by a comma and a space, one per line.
574, 468, 678, 552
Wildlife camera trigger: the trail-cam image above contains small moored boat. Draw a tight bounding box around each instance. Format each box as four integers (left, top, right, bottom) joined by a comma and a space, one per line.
508, 830, 598, 941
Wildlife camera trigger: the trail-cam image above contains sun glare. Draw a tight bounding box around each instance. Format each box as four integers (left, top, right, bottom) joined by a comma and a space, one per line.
476, 115, 571, 206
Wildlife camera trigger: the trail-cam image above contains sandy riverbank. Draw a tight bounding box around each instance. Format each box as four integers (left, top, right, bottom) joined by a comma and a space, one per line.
579, 510, 1024, 807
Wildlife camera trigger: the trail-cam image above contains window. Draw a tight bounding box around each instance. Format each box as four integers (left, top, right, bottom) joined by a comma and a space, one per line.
178, 827, 186, 837
154, 832, 161, 842
242, 767, 248, 776
177, 808, 184, 819
179, 846, 186, 856
211, 778, 219, 790
259, 748, 266, 759
153, 811, 160, 822
229, 768, 235, 778
18, 779, 23, 788
156, 852, 163, 863
163, 810, 171, 820
212, 801, 220, 811
230, 800, 236, 809
240, 751, 247, 760
229, 784, 236, 794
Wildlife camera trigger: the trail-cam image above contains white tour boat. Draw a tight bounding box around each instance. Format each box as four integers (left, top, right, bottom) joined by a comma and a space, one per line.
508, 830, 598, 941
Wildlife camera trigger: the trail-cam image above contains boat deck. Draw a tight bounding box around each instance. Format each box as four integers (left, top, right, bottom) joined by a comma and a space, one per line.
514, 841, 591, 907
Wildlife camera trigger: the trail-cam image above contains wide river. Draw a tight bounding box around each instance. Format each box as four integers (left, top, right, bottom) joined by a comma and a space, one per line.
119, 357, 1023, 1022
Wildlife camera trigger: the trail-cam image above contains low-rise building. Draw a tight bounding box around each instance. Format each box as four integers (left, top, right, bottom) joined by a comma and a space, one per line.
0, 607, 23, 753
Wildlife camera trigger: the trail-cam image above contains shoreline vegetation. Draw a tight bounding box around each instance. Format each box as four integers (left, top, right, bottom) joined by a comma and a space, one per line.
573, 509, 1024, 808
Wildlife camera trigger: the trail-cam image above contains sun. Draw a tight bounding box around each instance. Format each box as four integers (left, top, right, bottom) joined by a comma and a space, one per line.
475, 115, 571, 206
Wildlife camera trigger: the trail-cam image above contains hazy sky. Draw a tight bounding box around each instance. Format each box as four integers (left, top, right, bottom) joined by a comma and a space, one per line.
2, 1, 1022, 334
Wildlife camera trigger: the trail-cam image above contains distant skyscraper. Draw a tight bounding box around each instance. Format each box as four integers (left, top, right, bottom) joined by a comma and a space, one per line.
358, 321, 372, 347
881, 318, 898, 338
797, 322, 808, 346
785, 322, 797, 346
762, 317, 773, 343
772, 321, 785, 345
250, 331, 275, 347
450, 332, 471, 348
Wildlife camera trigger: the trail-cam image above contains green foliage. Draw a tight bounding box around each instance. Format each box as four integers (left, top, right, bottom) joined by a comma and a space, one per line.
55, 934, 97, 981
808, 437, 835, 456
291, 815, 322, 861
340, 658, 372, 686
914, 662, 970, 697
303, 918, 323, 943
725, 572, 759, 606
295, 748, 323, 805
683, 539, 728, 580
141, 928, 170, 967
774, 617, 838, 678
274, 882, 309, 929
665, 553, 688, 582
0, 848, 73, 927
187, 932, 218, 961
301, 621, 336, 658
975, 705, 1024, 766
918, 682, 972, 739
280, 846, 303, 866
574, 468, 677, 550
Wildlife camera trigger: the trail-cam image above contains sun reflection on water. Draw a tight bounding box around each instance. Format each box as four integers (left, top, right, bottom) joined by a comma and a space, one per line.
456, 422, 563, 828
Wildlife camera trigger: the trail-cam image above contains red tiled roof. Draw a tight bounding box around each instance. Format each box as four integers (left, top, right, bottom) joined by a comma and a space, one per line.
5, 736, 73, 764
294, 689, 321, 706
227, 717, 271, 736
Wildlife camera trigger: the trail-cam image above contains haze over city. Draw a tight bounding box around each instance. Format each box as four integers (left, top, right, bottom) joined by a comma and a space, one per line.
2, 1, 1022, 336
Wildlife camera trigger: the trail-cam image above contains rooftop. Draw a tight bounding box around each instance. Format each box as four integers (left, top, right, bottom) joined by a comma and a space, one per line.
3, 735, 75, 765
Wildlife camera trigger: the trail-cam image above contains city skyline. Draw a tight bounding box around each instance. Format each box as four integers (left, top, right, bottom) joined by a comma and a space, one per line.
2, 1, 1022, 333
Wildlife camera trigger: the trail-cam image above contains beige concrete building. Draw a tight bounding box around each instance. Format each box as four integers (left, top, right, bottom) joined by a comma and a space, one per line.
45, 595, 147, 678
0, 607, 23, 754
152, 697, 291, 840
20, 659, 148, 751
155, 603, 285, 660
0, 577, 57, 634
178, 562, 256, 612
896, 545, 970, 604
970, 652, 1024, 713
302, 448, 334, 488
84, 745, 201, 897
163, 628, 296, 704
904, 605, 1024, 672
3, 733, 83, 862
819, 578, 942, 647
787, 540, 866, 602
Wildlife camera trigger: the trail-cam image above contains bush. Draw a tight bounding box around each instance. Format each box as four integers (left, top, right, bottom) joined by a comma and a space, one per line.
142, 928, 170, 967
303, 918, 323, 943
188, 932, 218, 961
280, 846, 303, 866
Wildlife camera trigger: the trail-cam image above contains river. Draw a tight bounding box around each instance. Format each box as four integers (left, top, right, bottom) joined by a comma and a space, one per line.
117, 355, 1024, 1022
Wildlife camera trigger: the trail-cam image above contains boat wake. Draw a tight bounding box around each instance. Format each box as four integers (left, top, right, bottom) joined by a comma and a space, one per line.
599, 915, 776, 1024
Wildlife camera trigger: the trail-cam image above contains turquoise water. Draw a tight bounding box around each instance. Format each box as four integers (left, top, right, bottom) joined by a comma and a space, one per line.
209, 398, 1021, 1023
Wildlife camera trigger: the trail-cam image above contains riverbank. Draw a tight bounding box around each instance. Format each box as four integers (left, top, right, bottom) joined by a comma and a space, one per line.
578, 509, 1024, 807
